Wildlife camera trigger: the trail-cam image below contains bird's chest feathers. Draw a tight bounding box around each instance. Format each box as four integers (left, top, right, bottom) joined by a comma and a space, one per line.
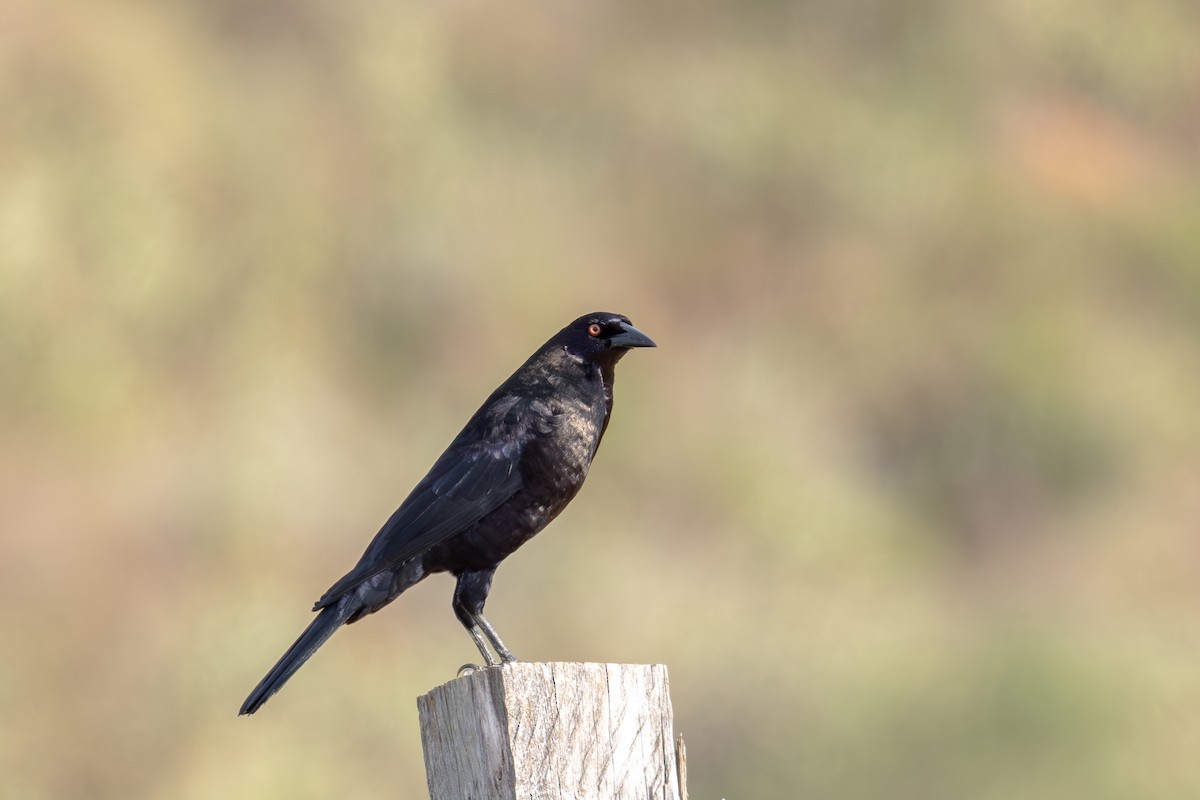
524, 392, 606, 497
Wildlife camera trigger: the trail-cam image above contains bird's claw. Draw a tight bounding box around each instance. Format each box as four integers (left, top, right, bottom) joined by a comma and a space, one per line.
457, 663, 483, 677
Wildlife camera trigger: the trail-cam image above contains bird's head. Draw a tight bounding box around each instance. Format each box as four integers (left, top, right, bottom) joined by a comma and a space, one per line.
555, 312, 656, 366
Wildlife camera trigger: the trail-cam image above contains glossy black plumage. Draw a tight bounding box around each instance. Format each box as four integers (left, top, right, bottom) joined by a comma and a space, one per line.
239, 312, 654, 715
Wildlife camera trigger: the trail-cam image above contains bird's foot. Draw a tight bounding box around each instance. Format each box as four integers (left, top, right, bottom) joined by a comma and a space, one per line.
457, 663, 483, 677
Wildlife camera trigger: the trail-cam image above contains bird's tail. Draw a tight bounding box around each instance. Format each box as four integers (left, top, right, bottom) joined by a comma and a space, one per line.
239, 599, 354, 715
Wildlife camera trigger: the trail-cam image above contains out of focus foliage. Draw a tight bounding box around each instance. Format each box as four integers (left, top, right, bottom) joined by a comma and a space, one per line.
3, 0, 1199, 798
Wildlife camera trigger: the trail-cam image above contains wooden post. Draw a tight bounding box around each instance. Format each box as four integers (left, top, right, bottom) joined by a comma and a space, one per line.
417, 662, 687, 800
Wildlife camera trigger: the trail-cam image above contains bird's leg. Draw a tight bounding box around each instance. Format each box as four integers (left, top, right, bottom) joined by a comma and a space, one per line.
475, 613, 517, 663
463, 620, 499, 667
453, 570, 502, 667
453, 592, 498, 666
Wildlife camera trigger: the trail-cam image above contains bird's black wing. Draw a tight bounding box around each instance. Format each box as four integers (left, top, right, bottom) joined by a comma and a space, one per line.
313, 394, 545, 609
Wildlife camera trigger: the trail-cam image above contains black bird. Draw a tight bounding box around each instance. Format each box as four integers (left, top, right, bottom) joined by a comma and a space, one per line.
239, 312, 655, 715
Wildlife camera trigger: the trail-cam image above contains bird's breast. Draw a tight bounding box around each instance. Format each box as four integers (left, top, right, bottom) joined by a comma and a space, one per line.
525, 395, 605, 490
425, 392, 609, 573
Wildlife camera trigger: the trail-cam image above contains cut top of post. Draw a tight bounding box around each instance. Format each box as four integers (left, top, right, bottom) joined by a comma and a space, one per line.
418, 662, 683, 800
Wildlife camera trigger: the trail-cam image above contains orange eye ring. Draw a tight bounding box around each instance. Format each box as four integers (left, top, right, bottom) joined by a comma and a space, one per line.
587, 323, 602, 337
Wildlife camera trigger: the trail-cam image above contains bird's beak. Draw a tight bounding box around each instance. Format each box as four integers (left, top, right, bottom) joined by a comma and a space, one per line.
609, 321, 656, 349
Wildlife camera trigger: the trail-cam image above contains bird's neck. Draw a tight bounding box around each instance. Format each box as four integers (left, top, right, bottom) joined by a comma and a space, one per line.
599, 359, 616, 417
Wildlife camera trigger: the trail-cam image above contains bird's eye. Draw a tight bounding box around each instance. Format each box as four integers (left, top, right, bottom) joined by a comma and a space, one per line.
587, 323, 602, 337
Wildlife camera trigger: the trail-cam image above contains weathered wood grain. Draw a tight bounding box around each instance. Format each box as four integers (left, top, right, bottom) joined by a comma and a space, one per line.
418, 662, 685, 800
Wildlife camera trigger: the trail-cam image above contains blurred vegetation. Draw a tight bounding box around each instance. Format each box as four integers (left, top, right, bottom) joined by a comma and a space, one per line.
3, 0, 1200, 797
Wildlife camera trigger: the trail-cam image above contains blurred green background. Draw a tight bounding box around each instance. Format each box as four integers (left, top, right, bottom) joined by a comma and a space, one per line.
3, 0, 1200, 797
